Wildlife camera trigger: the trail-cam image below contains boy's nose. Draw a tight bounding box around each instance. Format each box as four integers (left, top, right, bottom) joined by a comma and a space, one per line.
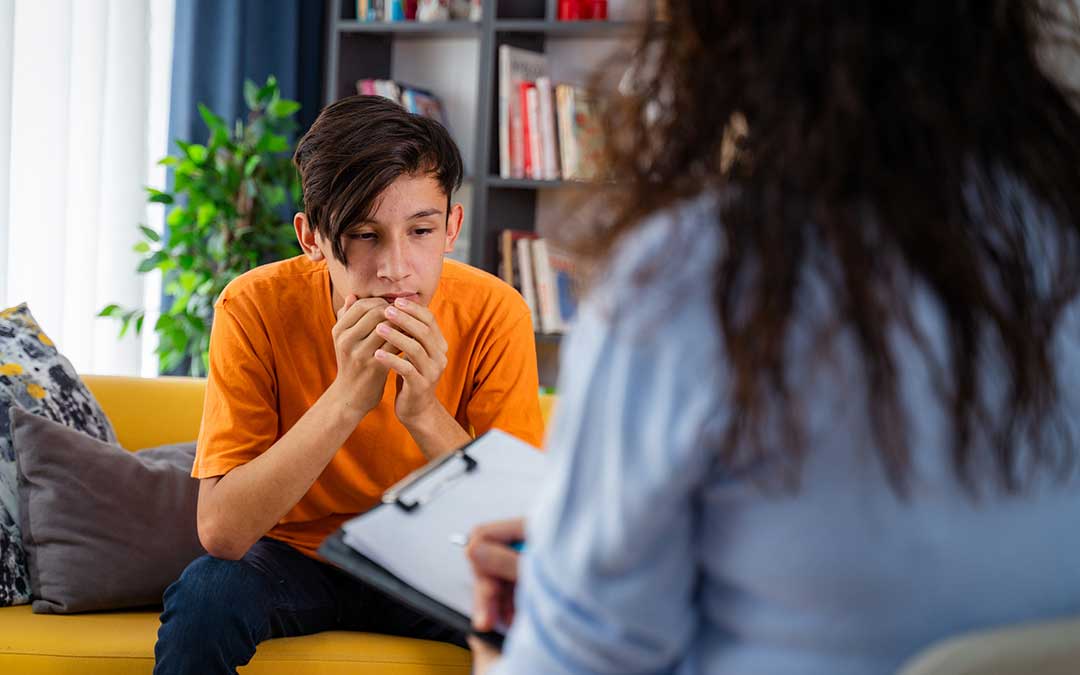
377, 240, 409, 281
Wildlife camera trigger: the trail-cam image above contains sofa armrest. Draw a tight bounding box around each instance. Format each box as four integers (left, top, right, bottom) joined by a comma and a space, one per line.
538, 394, 555, 430
82, 375, 206, 451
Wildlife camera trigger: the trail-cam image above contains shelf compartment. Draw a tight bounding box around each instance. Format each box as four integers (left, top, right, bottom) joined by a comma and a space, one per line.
494, 19, 641, 37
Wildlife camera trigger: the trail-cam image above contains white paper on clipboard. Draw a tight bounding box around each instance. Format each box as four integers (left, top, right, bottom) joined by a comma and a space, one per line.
341, 429, 548, 617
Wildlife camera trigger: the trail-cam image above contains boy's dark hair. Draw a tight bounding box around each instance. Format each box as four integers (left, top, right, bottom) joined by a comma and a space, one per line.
293, 95, 464, 264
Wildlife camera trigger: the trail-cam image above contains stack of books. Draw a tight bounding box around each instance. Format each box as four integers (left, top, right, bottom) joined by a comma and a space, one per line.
355, 0, 481, 22
499, 230, 578, 335
497, 46, 604, 182
355, 79, 449, 127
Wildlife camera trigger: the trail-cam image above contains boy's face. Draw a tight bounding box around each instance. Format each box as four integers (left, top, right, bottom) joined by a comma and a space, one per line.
297, 172, 463, 312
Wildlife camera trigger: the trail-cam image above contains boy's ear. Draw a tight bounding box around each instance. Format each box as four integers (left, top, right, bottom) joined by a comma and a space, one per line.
295, 212, 326, 261
443, 203, 465, 255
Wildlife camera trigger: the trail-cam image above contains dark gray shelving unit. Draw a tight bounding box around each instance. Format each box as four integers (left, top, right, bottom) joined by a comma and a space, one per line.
324, 0, 643, 385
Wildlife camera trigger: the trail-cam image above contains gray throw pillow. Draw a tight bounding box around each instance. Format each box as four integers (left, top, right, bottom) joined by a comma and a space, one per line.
11, 407, 205, 613
0, 303, 118, 607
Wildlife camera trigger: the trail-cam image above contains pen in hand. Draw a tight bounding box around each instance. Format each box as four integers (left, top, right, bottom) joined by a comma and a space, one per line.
450, 533, 525, 553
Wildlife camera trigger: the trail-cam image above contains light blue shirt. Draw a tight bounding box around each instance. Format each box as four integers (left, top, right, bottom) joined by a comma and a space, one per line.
492, 194, 1080, 674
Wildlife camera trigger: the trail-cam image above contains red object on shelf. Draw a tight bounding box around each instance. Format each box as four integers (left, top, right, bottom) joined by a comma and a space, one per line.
588, 0, 607, 20
558, 0, 581, 20
405, 0, 417, 19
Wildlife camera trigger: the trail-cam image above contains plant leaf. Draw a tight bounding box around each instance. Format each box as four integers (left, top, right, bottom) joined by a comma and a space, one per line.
98, 304, 120, 318
244, 80, 259, 110
198, 103, 225, 133
197, 202, 217, 228
137, 250, 167, 273
185, 144, 209, 164
138, 224, 161, 242
269, 99, 300, 119
146, 188, 174, 205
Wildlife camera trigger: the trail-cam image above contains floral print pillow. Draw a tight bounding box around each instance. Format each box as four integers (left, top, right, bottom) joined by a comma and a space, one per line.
0, 303, 117, 606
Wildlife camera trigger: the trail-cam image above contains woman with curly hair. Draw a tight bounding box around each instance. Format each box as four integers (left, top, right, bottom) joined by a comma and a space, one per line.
468, 2, 1080, 673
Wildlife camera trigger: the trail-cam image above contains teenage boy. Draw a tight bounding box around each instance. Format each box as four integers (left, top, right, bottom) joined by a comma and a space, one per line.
153, 95, 544, 674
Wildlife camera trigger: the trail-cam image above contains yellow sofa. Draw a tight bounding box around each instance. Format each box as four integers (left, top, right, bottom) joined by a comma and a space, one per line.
0, 375, 556, 674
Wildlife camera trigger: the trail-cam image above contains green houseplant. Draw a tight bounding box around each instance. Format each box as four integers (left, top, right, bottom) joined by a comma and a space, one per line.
101, 76, 302, 376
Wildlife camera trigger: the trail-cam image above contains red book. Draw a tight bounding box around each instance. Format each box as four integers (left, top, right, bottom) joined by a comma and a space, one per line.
518, 82, 535, 179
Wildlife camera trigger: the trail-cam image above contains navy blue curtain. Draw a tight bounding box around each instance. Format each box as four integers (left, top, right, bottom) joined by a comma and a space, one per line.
161, 0, 324, 374
168, 0, 326, 150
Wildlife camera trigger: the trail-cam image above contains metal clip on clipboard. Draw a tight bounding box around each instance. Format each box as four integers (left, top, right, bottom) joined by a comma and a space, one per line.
382, 449, 478, 512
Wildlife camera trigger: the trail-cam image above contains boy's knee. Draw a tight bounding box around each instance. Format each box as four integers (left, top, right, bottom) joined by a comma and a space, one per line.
155, 555, 272, 664
164, 555, 270, 621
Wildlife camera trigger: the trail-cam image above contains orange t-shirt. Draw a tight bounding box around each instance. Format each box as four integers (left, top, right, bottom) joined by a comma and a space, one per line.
193, 254, 544, 559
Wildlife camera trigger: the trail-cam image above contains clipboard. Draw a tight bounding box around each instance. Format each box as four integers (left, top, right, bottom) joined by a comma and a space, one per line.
316, 429, 546, 649
319, 529, 507, 648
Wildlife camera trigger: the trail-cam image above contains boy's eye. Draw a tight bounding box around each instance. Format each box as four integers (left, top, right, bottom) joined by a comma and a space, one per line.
350, 232, 377, 241
414, 228, 433, 236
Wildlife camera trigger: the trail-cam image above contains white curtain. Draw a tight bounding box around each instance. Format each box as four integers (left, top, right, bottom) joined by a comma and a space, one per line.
0, 0, 173, 376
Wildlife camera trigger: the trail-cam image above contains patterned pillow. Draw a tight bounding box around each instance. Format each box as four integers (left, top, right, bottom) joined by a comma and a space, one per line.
0, 303, 117, 606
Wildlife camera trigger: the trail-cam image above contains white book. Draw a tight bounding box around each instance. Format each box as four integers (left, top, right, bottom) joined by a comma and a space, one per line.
531, 237, 563, 334
525, 86, 543, 180
556, 84, 577, 180
516, 238, 540, 328
535, 77, 560, 180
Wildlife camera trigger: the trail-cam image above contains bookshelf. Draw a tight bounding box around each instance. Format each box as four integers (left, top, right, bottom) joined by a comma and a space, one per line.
324, 0, 644, 385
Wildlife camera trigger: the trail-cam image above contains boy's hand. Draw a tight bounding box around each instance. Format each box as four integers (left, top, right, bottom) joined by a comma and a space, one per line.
373, 297, 449, 426
329, 294, 391, 419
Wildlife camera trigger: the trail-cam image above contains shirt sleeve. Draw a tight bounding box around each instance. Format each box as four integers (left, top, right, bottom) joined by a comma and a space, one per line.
490, 290, 723, 674
192, 296, 280, 478
466, 304, 545, 448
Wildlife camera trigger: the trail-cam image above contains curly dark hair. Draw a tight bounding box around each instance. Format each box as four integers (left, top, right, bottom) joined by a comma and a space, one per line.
589, 1, 1080, 494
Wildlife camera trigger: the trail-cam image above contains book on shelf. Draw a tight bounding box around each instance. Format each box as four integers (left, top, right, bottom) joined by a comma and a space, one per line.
547, 246, 579, 328
499, 230, 580, 334
355, 79, 448, 127
498, 229, 540, 327
498, 46, 549, 179
517, 238, 540, 329
525, 85, 543, 180
530, 238, 562, 334
557, 0, 609, 20
356, 0, 478, 21
555, 84, 603, 181
535, 76, 561, 181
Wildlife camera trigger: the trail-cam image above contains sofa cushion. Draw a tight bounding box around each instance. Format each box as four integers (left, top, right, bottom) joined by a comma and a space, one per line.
0, 303, 117, 607
0, 605, 471, 674
11, 407, 203, 613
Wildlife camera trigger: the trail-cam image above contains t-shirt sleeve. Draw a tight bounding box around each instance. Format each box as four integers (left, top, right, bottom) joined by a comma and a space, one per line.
466, 305, 545, 448
192, 295, 279, 478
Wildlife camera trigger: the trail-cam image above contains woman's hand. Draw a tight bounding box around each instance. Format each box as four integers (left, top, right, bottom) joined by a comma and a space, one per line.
466, 517, 525, 631
465, 518, 526, 673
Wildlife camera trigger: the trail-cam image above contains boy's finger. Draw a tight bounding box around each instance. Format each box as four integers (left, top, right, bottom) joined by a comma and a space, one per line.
391, 298, 447, 349
375, 324, 432, 375
336, 296, 388, 327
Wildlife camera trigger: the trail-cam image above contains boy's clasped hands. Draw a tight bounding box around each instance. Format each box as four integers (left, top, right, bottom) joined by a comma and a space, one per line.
328, 293, 449, 425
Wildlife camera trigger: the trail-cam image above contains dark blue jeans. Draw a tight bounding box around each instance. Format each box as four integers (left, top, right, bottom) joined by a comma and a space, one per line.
153, 537, 465, 674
